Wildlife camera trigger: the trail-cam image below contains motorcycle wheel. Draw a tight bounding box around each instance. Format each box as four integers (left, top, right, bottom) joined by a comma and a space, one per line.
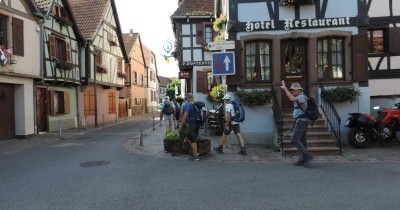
348, 128, 370, 148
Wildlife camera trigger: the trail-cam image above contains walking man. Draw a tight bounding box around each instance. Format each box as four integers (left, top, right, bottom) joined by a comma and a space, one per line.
160, 96, 175, 133
180, 94, 201, 161
280, 80, 313, 166
213, 94, 247, 155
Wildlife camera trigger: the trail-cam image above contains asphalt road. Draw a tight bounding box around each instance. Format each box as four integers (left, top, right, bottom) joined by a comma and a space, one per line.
1, 119, 400, 210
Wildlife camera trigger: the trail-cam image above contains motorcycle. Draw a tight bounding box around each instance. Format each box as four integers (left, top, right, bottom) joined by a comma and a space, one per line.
346, 103, 400, 148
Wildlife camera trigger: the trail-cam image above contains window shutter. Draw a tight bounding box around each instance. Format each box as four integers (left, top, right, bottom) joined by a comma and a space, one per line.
352, 32, 369, 82
118, 58, 122, 71
227, 41, 242, 85
389, 28, 400, 54
49, 90, 55, 115
12, 17, 24, 56
96, 51, 102, 66
49, 35, 56, 59
64, 92, 70, 114
196, 23, 204, 45
84, 90, 90, 115
66, 42, 71, 62
196, 70, 207, 93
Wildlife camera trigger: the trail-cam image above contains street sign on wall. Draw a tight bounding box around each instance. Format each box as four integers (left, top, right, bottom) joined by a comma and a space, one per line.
212, 52, 235, 75
207, 41, 235, 51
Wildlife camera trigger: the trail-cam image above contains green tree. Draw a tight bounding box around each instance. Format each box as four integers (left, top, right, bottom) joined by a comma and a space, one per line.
166, 80, 181, 100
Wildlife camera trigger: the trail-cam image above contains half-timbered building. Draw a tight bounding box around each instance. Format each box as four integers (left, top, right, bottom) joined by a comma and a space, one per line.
212, 0, 400, 149
34, 0, 83, 132
70, 0, 129, 128
0, 0, 39, 140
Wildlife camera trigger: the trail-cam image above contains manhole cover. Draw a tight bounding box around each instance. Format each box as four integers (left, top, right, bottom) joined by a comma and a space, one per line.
80, 160, 110, 168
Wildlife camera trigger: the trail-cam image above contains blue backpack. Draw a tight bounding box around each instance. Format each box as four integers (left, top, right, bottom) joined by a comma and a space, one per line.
231, 99, 245, 122
189, 101, 206, 124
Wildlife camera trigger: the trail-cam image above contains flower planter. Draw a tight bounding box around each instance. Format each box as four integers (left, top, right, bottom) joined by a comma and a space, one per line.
163, 138, 211, 155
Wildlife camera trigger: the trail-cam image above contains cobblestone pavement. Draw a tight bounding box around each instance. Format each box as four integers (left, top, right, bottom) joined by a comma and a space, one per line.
128, 122, 400, 163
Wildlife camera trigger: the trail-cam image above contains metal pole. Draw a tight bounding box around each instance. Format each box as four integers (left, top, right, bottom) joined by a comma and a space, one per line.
102, 114, 105, 127
139, 124, 143, 146
93, 50, 98, 128
153, 114, 155, 130
59, 120, 62, 138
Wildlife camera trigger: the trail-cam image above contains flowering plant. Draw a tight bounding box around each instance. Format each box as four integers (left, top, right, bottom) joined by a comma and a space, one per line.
235, 89, 272, 107
321, 86, 360, 103
207, 84, 225, 102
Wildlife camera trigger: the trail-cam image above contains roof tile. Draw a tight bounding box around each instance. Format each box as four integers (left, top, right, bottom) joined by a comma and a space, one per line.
171, 0, 214, 17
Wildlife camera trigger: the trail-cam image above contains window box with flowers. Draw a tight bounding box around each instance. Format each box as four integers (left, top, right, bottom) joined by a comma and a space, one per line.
207, 84, 225, 103
321, 86, 360, 103
96, 65, 107, 74
55, 60, 74, 70
117, 71, 126, 78
235, 89, 272, 107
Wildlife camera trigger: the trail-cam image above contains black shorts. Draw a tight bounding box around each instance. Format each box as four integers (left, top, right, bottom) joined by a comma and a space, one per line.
223, 123, 240, 135
187, 123, 201, 143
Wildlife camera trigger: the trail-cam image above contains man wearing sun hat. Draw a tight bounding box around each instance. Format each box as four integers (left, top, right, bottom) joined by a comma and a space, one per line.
213, 93, 247, 155
280, 80, 313, 166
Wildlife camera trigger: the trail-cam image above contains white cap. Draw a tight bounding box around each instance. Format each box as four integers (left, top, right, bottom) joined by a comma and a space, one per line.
222, 94, 232, 100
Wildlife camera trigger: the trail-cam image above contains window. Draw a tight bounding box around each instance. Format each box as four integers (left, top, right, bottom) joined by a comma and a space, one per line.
196, 70, 222, 93
368, 29, 385, 54
108, 92, 117, 113
317, 37, 345, 80
49, 34, 71, 62
0, 15, 7, 48
205, 24, 213, 44
52, 4, 68, 20
133, 71, 137, 84
49, 90, 70, 115
244, 41, 272, 82
84, 88, 95, 115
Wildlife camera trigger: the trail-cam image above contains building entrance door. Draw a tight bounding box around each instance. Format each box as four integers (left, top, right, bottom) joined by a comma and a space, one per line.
0, 84, 15, 140
281, 39, 308, 110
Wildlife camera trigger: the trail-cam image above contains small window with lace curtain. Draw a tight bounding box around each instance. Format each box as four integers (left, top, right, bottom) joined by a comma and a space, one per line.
317, 37, 345, 80
244, 41, 272, 83
368, 29, 385, 54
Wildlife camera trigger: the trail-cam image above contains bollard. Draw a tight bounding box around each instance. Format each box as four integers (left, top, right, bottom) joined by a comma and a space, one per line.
139, 124, 143, 146
153, 114, 155, 130
102, 114, 105, 127
59, 120, 62, 138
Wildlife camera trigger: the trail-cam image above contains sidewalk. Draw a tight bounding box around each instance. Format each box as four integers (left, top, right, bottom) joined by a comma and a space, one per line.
131, 120, 400, 163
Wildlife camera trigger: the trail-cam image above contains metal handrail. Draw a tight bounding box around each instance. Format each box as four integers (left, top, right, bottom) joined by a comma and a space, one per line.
319, 83, 342, 153
271, 87, 284, 154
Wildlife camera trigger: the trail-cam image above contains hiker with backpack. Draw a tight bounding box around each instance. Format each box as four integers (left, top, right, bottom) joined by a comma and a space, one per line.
280, 80, 314, 166
214, 94, 247, 155
160, 96, 176, 133
179, 94, 202, 161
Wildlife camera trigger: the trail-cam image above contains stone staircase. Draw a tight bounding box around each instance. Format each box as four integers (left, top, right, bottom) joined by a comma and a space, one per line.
280, 111, 341, 156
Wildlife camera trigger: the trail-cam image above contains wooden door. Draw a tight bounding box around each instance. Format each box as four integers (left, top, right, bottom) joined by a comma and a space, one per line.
119, 99, 127, 118
281, 39, 308, 110
36, 87, 48, 133
0, 84, 15, 140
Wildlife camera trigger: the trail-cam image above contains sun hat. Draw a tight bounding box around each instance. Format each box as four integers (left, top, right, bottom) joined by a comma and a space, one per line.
222, 94, 232, 100
289, 83, 303, 90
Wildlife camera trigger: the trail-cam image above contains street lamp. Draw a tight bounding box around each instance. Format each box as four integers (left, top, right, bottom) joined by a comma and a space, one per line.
91, 48, 99, 128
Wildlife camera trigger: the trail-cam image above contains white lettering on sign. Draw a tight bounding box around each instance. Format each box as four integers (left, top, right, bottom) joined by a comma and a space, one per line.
245, 17, 351, 32
182, 61, 211, 66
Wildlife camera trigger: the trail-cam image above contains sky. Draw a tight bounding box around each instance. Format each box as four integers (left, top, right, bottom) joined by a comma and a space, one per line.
115, 0, 180, 78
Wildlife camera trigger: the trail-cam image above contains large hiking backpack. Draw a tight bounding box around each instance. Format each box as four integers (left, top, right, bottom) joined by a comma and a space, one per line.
190, 101, 206, 124
297, 96, 321, 121
231, 99, 245, 122
162, 101, 174, 115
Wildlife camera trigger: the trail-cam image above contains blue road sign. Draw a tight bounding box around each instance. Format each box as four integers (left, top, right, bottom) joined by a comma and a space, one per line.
212, 52, 235, 75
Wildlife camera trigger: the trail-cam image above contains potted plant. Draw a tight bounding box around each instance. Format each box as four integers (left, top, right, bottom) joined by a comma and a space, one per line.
321, 86, 360, 103
163, 125, 211, 155
207, 84, 225, 103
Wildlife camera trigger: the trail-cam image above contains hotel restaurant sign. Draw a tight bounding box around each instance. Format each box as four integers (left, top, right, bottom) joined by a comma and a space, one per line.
243, 16, 352, 32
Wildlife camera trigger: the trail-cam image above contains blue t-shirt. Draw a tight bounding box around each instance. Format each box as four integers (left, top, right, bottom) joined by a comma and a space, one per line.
293, 93, 309, 121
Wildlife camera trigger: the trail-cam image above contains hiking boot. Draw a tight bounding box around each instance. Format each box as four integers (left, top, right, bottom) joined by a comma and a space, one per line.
303, 153, 314, 166
189, 154, 200, 161
213, 145, 223, 153
238, 146, 247, 155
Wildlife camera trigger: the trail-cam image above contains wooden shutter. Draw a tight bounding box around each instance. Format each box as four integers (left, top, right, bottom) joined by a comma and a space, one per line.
12, 17, 24, 56
197, 70, 207, 93
389, 28, 400, 54
63, 92, 70, 114
84, 90, 90, 115
352, 32, 369, 82
227, 40, 242, 86
96, 51, 102, 66
66, 42, 71, 62
196, 23, 204, 45
49, 35, 56, 59
49, 90, 55, 116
